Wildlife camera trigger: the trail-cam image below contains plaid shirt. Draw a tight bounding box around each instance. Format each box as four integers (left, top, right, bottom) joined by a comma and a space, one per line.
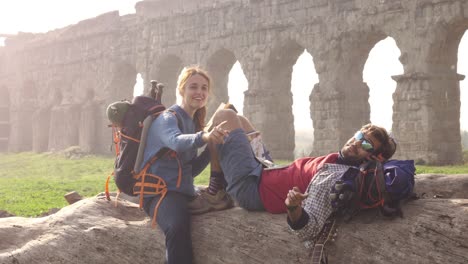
288, 163, 353, 247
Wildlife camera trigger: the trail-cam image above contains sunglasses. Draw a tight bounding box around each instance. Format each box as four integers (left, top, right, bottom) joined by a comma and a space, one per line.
353, 131, 375, 153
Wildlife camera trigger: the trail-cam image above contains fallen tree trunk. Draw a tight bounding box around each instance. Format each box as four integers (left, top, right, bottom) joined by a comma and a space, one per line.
0, 175, 467, 264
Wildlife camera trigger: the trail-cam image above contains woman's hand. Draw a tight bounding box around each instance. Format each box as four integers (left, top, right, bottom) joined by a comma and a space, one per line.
202, 120, 229, 144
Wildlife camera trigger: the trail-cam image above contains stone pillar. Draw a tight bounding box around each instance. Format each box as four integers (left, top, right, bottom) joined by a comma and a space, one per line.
79, 100, 99, 153
8, 105, 34, 152
309, 43, 370, 156
392, 72, 464, 165
0, 105, 9, 152
152, 56, 183, 106
204, 51, 235, 118
48, 104, 80, 151
309, 83, 343, 156
32, 107, 51, 152
205, 66, 229, 118
96, 103, 113, 154
243, 63, 295, 160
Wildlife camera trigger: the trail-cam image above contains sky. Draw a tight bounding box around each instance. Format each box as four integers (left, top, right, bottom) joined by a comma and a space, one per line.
0, 0, 139, 35
1, 0, 467, 138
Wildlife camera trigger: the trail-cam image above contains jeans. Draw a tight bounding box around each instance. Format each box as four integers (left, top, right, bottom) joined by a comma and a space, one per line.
144, 191, 192, 264
217, 128, 264, 210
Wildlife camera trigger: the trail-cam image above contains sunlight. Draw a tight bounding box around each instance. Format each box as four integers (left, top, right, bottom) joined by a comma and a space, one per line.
458, 32, 468, 132
291, 50, 318, 157
363, 37, 403, 131
133, 73, 144, 97
227, 61, 248, 114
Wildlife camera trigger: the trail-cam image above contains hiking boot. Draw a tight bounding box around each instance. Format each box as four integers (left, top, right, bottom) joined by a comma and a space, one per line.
200, 189, 234, 211
188, 194, 212, 215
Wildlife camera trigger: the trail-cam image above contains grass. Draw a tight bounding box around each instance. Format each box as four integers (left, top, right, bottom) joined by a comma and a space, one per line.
415, 165, 468, 174
0, 153, 467, 217
0, 152, 211, 217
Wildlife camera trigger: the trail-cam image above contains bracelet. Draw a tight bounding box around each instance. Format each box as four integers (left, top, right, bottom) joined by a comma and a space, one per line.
286, 205, 299, 212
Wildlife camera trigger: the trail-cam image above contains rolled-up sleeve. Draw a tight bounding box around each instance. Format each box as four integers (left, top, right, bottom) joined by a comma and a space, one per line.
156, 112, 206, 152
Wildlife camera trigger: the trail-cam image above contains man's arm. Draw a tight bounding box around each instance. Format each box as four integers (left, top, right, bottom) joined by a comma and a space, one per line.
285, 164, 352, 242
285, 187, 309, 227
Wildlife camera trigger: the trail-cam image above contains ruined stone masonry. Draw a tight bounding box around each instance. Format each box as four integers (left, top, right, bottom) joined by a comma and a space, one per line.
0, 0, 466, 164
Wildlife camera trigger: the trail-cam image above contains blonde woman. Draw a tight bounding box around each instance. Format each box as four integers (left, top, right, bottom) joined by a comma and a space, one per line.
140, 66, 227, 264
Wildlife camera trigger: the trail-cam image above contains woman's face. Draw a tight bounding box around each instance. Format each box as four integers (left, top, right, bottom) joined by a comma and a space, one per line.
181, 73, 209, 112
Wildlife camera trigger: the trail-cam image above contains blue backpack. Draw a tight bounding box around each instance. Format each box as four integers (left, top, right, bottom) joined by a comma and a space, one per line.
330, 159, 416, 219
382, 160, 416, 201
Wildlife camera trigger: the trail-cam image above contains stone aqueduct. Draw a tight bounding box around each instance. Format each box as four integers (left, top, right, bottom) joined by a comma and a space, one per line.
0, 0, 466, 164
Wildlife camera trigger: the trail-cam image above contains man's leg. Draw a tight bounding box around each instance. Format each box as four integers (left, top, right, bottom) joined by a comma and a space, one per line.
206, 109, 264, 211
208, 109, 243, 190
144, 192, 193, 264
200, 109, 243, 209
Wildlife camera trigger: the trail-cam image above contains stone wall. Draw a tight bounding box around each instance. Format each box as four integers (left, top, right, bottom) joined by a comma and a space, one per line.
0, 0, 467, 164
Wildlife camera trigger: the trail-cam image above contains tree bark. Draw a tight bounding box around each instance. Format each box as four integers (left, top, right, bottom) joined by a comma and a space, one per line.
0, 175, 467, 264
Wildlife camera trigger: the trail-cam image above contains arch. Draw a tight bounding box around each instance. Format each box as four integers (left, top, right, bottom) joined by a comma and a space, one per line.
309, 30, 389, 157
339, 31, 388, 138
363, 37, 403, 131
205, 48, 237, 116
133, 73, 144, 97
228, 61, 248, 114
153, 55, 183, 106
109, 62, 139, 101
291, 49, 318, 157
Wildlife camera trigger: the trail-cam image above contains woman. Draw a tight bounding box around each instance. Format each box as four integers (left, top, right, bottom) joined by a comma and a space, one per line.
140, 66, 227, 264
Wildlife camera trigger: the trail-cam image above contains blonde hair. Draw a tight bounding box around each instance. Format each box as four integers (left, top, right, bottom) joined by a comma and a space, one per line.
177, 66, 211, 132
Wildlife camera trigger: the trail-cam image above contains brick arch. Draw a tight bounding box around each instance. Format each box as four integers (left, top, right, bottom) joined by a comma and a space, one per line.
152, 55, 184, 106
363, 36, 403, 131
204, 48, 237, 116
109, 62, 139, 101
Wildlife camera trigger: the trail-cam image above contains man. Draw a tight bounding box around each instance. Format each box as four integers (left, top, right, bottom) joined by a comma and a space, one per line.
199, 108, 393, 201
197, 109, 413, 243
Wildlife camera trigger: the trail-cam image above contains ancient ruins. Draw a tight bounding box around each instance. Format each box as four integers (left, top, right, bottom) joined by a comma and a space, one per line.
0, 0, 466, 164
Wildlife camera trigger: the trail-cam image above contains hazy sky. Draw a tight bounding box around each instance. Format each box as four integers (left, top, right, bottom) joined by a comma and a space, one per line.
0, 0, 139, 35
1, 0, 467, 134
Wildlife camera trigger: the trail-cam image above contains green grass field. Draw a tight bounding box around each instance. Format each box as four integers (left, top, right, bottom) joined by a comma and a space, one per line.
0, 152, 467, 217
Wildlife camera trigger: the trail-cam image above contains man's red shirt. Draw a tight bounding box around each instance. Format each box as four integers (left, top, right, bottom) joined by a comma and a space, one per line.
258, 153, 339, 213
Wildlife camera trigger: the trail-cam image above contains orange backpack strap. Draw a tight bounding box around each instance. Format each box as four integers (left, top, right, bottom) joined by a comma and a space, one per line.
119, 131, 140, 143
104, 171, 114, 201
111, 125, 120, 156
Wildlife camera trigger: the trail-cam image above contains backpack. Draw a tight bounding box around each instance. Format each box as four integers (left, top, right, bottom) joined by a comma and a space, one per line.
104, 81, 180, 200
330, 159, 416, 220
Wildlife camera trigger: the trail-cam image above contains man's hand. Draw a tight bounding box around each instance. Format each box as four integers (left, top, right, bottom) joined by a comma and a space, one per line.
285, 187, 308, 207
285, 187, 308, 223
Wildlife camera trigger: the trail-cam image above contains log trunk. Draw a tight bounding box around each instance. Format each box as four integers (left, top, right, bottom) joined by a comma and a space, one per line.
0, 175, 467, 264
